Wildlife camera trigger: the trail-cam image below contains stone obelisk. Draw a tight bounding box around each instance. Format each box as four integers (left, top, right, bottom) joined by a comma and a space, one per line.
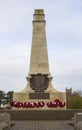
25, 9, 53, 99
29, 9, 49, 74
13, 9, 66, 110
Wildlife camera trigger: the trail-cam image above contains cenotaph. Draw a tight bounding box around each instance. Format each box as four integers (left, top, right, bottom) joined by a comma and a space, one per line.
12, 9, 66, 110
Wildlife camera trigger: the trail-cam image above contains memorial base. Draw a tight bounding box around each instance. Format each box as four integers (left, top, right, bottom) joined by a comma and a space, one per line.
13, 84, 66, 110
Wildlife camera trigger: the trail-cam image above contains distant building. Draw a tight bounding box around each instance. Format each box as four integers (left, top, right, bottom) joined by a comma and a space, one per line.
66, 88, 72, 108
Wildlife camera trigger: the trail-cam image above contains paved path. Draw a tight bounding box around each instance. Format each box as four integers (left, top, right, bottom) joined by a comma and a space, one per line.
10, 120, 74, 130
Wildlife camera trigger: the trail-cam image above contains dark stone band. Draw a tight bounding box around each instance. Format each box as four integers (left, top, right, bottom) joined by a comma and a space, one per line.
29, 92, 50, 99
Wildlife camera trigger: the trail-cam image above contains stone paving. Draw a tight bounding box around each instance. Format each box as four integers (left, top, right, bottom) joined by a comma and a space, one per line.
10, 120, 74, 130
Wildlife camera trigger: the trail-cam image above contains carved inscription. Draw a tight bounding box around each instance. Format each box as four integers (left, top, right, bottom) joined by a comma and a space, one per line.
29, 93, 50, 99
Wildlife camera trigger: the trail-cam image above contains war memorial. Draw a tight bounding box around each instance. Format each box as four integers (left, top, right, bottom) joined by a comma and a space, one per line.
12, 9, 66, 110
1, 9, 82, 130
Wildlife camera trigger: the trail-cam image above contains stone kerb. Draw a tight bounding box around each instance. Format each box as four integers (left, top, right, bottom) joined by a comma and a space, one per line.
74, 113, 82, 130
0, 113, 10, 130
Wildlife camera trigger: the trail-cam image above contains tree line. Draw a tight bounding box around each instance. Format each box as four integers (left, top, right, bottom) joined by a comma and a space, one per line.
0, 90, 13, 108
67, 90, 82, 109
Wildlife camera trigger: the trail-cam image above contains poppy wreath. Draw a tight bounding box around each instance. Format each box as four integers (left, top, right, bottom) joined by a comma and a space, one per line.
11, 99, 66, 108
11, 101, 45, 108
47, 99, 66, 108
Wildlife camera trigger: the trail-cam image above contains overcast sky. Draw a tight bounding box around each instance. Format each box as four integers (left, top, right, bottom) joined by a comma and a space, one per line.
0, 0, 82, 92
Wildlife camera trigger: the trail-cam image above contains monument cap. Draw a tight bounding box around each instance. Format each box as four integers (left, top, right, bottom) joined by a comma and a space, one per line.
34, 9, 44, 15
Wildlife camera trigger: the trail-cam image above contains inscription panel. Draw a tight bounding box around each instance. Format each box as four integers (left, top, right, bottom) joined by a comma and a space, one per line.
29, 93, 50, 99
